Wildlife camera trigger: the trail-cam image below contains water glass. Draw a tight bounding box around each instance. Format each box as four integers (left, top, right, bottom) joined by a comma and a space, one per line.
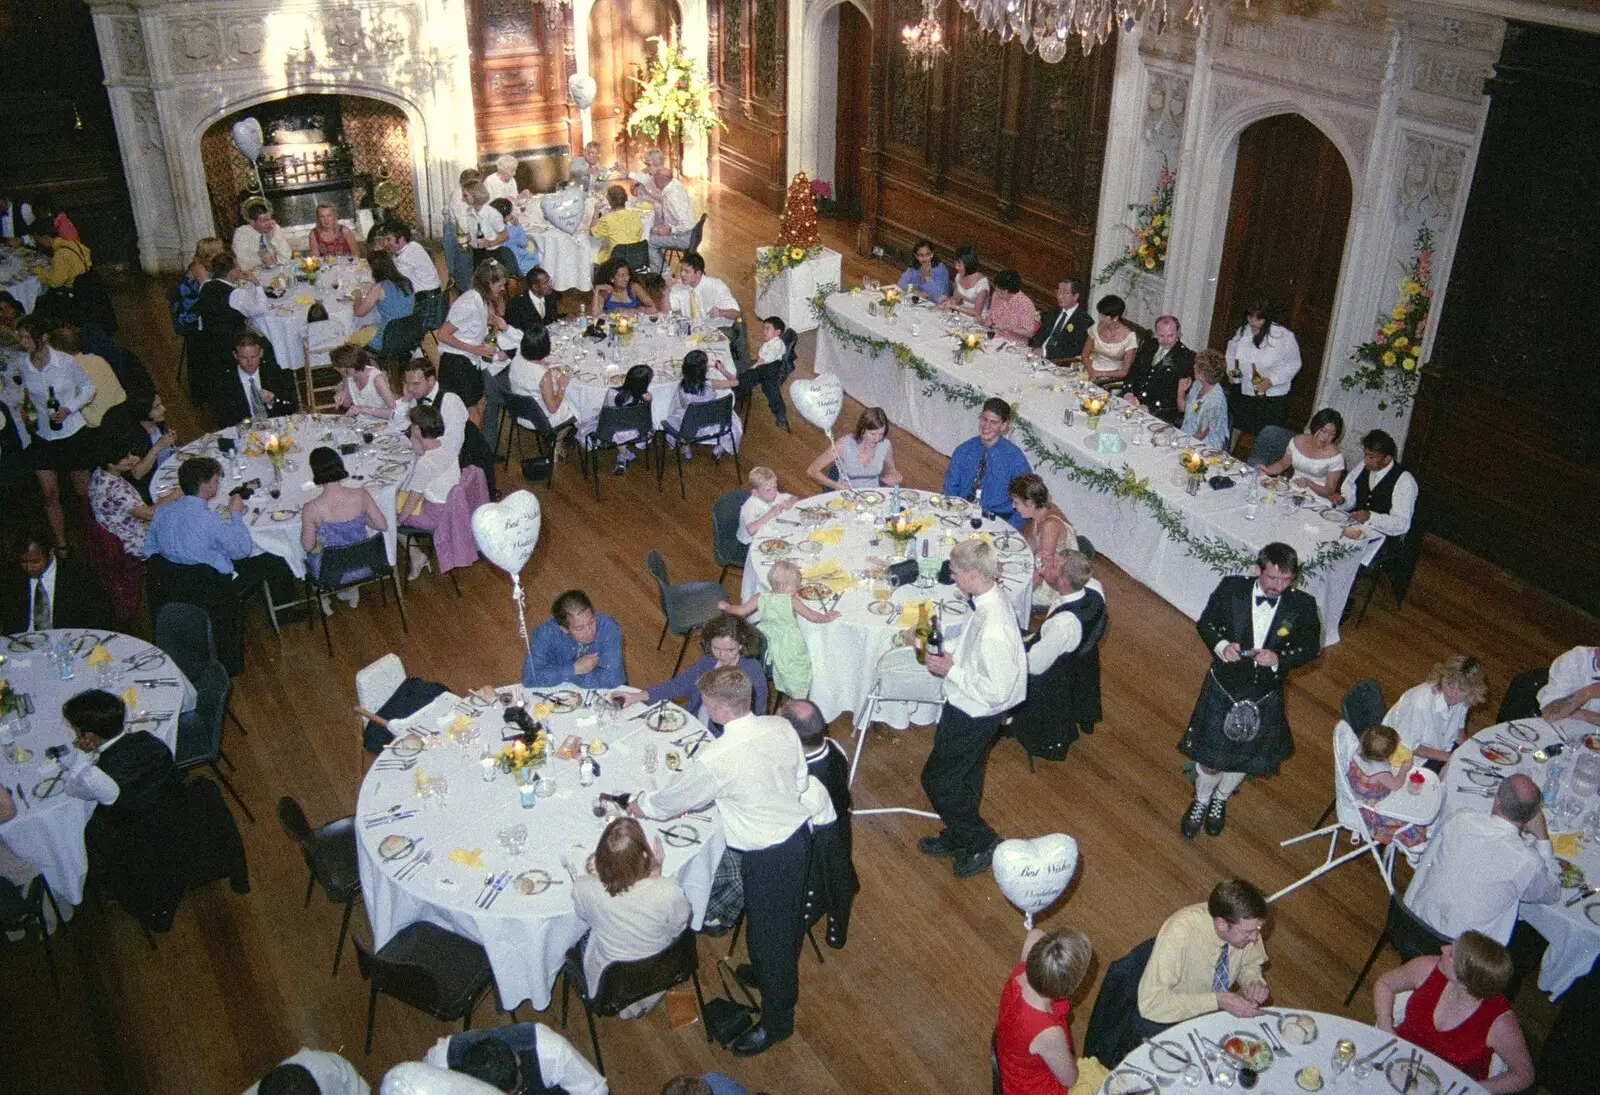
1181, 1065, 1203, 1089
643, 744, 658, 775
1352, 1056, 1375, 1083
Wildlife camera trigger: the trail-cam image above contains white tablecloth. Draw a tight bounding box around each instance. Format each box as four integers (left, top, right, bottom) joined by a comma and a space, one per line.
1439, 718, 1600, 998
740, 489, 1033, 726
251, 257, 370, 370
355, 685, 725, 1011
815, 293, 1363, 644
528, 205, 656, 293
0, 629, 192, 906
1102, 1008, 1486, 1095
155, 415, 415, 580
0, 257, 41, 314
532, 317, 737, 431
754, 248, 843, 334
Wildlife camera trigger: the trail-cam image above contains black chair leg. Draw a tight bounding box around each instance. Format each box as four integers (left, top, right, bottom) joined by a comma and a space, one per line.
391, 572, 409, 633
332, 899, 355, 976
226, 704, 248, 736
656, 620, 669, 651
1344, 927, 1391, 1005
673, 629, 693, 675
208, 760, 256, 823
1353, 568, 1381, 627
674, 437, 687, 499
806, 923, 825, 964
447, 569, 462, 596
220, 746, 237, 772
365, 984, 379, 1054
726, 909, 746, 957
304, 870, 316, 908
1314, 796, 1336, 829
316, 584, 334, 655
140, 921, 157, 951
691, 968, 711, 1042
584, 1001, 605, 1076
31, 887, 60, 997
559, 968, 570, 1028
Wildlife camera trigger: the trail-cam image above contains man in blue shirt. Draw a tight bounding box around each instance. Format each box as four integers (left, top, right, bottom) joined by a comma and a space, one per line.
941, 398, 1033, 529
144, 456, 255, 574
521, 588, 626, 689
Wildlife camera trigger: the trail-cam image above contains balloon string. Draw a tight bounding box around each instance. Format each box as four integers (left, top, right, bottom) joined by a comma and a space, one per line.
512, 577, 530, 654
827, 428, 849, 490
1023, 911, 1034, 931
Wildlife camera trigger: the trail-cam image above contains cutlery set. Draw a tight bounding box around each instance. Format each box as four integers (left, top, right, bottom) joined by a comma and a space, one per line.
364, 805, 418, 827
476, 871, 512, 908
373, 758, 417, 772
393, 848, 432, 882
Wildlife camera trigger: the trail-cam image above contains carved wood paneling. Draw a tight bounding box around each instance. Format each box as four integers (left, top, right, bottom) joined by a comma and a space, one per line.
753, 0, 780, 102
884, 0, 930, 150
710, 0, 785, 210
466, 0, 568, 156
952, 29, 1003, 178
721, 0, 742, 88
1023, 47, 1107, 219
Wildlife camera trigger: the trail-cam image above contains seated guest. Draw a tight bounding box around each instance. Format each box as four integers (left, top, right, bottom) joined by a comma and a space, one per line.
577, 363, 654, 476
32, 198, 79, 243
1375, 931, 1536, 1093
645, 165, 698, 273
396, 359, 468, 457
942, 398, 1032, 529
1008, 473, 1078, 610
941, 245, 989, 317
16, 313, 96, 549
232, 203, 292, 270
1178, 350, 1229, 444
395, 405, 481, 580
1348, 724, 1430, 852
244, 1048, 370, 1095
996, 926, 1095, 1095
667, 252, 742, 329
30, 217, 92, 292
806, 406, 902, 491
569, 818, 692, 1017
897, 238, 950, 302
987, 269, 1040, 342
329, 345, 396, 419
484, 154, 523, 203
213, 331, 299, 426
1538, 645, 1600, 728
1257, 408, 1346, 502
508, 325, 578, 440
420, 1025, 605, 1095
1081, 295, 1138, 384
737, 465, 797, 545
1122, 316, 1194, 425
1405, 774, 1561, 943
349, 251, 415, 354
618, 613, 768, 726
489, 199, 541, 278
590, 258, 650, 315
734, 314, 789, 429
306, 202, 361, 260
144, 455, 254, 577
780, 698, 858, 948
0, 788, 45, 929
90, 428, 171, 559
590, 184, 645, 268
1, 525, 108, 633
1010, 549, 1105, 760
1384, 655, 1488, 769
1337, 429, 1417, 560
522, 589, 625, 689
667, 349, 740, 460
504, 266, 560, 330
1136, 880, 1271, 1035
373, 220, 445, 331
301, 446, 387, 608
1030, 276, 1092, 363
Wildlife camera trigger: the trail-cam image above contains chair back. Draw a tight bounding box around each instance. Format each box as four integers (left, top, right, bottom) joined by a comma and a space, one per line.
504, 391, 554, 438
612, 240, 649, 273
276, 794, 315, 849
1331, 719, 1371, 837
1497, 667, 1549, 723
154, 602, 216, 683
686, 215, 708, 254
676, 394, 733, 440
1341, 678, 1386, 733
871, 645, 947, 707
175, 659, 230, 769
587, 928, 698, 1015
357, 654, 407, 718
1075, 533, 1097, 562
645, 549, 673, 610
352, 936, 442, 1010
317, 534, 391, 590
1082, 936, 1156, 1069
594, 401, 654, 447
1249, 425, 1295, 467
710, 490, 750, 570
1385, 893, 1448, 961
780, 327, 799, 367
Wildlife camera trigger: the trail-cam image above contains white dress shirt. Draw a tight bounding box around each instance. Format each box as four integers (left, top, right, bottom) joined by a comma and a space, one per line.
736, 492, 793, 544
394, 241, 442, 292
637, 712, 810, 852
1404, 807, 1562, 943
658, 179, 694, 233
668, 275, 739, 327
1026, 588, 1087, 676
243, 1048, 369, 1095
571, 872, 692, 995
944, 584, 1027, 718
1383, 682, 1467, 755
25, 558, 58, 631
1338, 460, 1418, 564
483, 172, 519, 203
757, 336, 785, 365
461, 204, 506, 245
22, 348, 94, 440
63, 736, 134, 807
228, 281, 270, 320
1212, 581, 1281, 660
237, 367, 274, 418
231, 224, 292, 270
444, 291, 491, 352
0, 200, 33, 242
422, 1026, 605, 1095
394, 383, 467, 457
1225, 326, 1302, 397
405, 443, 461, 504
1537, 646, 1600, 720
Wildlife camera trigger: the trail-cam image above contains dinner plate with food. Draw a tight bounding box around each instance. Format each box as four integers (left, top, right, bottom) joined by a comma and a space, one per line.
645, 706, 688, 733
1478, 743, 1519, 766
797, 582, 835, 604
1384, 1057, 1439, 1095
390, 734, 425, 758
1277, 1013, 1319, 1045
1219, 1031, 1273, 1072
757, 538, 791, 556
928, 494, 970, 512
541, 689, 583, 713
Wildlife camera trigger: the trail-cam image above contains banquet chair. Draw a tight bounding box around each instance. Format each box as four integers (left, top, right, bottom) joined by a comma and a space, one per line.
1270, 719, 1393, 904
581, 402, 660, 501
356, 653, 407, 765
1349, 521, 1425, 627
378, 314, 424, 361
558, 928, 706, 1076
153, 602, 249, 744
174, 659, 255, 823
1313, 679, 1386, 827
300, 329, 348, 414
1, 875, 64, 997
164, 282, 190, 389
663, 396, 740, 498
1247, 425, 1294, 467
276, 796, 360, 977
1344, 894, 1448, 1004
85, 502, 143, 625
644, 550, 728, 675
304, 534, 407, 656
610, 240, 650, 275
850, 645, 944, 820
497, 392, 561, 489
661, 214, 707, 274
1082, 936, 1157, 1069
396, 464, 487, 598
352, 922, 502, 1055
710, 489, 750, 583
1496, 667, 1549, 723
146, 555, 245, 676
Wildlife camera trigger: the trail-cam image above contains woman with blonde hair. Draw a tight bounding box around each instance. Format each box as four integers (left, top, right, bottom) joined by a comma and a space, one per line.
1383, 655, 1489, 768
306, 202, 359, 258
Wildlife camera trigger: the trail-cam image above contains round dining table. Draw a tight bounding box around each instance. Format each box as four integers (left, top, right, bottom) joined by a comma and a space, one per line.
1439, 717, 1600, 998
0, 628, 193, 906
251, 255, 371, 370
153, 414, 416, 580
1100, 1007, 1488, 1095
354, 682, 726, 1011
739, 488, 1035, 726
514, 190, 657, 292
0, 248, 44, 313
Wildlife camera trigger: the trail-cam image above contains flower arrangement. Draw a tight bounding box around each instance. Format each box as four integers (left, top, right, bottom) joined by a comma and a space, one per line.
879, 286, 903, 317
1343, 225, 1433, 413
626, 27, 723, 141
954, 330, 984, 363
298, 254, 322, 284
1095, 166, 1175, 286
499, 732, 548, 774
810, 179, 833, 201
1080, 392, 1109, 428
1179, 449, 1206, 475
611, 313, 636, 342
0, 679, 19, 716
755, 242, 823, 290
757, 173, 824, 290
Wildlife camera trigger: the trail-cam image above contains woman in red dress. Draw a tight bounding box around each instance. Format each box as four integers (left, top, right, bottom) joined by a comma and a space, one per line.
1373, 931, 1535, 1093
996, 927, 1093, 1094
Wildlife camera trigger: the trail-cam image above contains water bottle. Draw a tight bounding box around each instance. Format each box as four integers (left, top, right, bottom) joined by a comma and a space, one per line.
891, 483, 901, 515
55, 638, 73, 680
1244, 475, 1260, 521
578, 744, 597, 787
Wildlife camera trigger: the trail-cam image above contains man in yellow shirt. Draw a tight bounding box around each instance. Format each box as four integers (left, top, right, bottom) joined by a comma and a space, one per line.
33, 219, 91, 288
589, 184, 644, 267
1136, 879, 1272, 1034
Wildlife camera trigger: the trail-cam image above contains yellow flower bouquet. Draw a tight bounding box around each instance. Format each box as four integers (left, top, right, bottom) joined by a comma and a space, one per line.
954, 330, 985, 364
1345, 225, 1433, 412
1081, 392, 1109, 429
499, 732, 548, 774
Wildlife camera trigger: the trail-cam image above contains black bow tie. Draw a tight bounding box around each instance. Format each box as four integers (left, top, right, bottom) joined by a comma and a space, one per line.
1256, 595, 1278, 607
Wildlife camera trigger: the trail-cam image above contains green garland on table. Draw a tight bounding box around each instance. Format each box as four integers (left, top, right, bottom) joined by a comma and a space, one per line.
810, 286, 1358, 582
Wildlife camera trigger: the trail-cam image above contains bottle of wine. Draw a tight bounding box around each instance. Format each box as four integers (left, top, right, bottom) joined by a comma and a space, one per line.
913, 602, 931, 665
927, 613, 944, 659
45, 385, 60, 418
19, 388, 36, 430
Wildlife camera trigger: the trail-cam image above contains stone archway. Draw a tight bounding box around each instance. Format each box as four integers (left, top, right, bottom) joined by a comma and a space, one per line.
787, 0, 872, 187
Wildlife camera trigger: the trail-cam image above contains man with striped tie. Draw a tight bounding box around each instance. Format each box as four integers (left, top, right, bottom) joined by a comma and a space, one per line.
1135, 879, 1273, 1039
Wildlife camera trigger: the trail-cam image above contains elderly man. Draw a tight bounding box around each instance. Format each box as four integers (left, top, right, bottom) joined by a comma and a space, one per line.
1337, 429, 1418, 565
918, 539, 1027, 877
1179, 542, 1321, 839
1405, 774, 1561, 943
646, 165, 697, 273
1136, 879, 1272, 1036
231, 203, 292, 270
1538, 646, 1600, 730
1122, 316, 1195, 425
1029, 277, 1091, 363
212, 331, 299, 426
1008, 549, 1106, 761
521, 589, 625, 690
941, 398, 1033, 529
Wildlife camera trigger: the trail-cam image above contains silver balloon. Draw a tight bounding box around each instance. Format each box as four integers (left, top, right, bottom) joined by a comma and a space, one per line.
567, 73, 597, 110
230, 117, 264, 162
540, 187, 586, 235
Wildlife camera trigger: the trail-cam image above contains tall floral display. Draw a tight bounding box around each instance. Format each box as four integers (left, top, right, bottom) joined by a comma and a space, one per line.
1343, 226, 1433, 413
1095, 166, 1175, 286
626, 28, 723, 142
755, 172, 824, 289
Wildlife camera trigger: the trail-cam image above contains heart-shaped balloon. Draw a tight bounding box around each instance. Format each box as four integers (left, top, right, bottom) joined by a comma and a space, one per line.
540, 187, 586, 236
231, 117, 264, 161
471, 490, 542, 578
993, 833, 1079, 928
380, 1061, 502, 1095
568, 73, 598, 110
790, 373, 844, 434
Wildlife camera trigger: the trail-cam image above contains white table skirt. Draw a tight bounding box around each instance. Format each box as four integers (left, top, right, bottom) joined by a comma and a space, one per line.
1439, 718, 1600, 999
251, 257, 370, 370
740, 489, 1033, 727
156, 416, 414, 580
531, 209, 656, 293
815, 293, 1362, 644
0, 629, 191, 906
754, 248, 843, 334
1, 274, 41, 314
355, 685, 724, 1011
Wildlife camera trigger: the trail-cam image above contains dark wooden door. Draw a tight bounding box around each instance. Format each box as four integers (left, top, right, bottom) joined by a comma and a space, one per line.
1207, 113, 1352, 431
832, 1, 871, 214
587, 0, 675, 172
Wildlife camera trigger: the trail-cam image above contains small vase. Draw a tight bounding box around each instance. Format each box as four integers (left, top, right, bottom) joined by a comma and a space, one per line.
1085, 413, 1101, 432
270, 458, 283, 487
1186, 472, 1203, 496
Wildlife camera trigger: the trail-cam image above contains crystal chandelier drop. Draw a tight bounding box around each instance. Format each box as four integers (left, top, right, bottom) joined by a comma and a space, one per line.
901, 0, 949, 72
949, 0, 1215, 62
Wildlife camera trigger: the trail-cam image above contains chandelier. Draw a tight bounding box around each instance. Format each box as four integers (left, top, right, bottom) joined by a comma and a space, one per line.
900, 0, 948, 72
938, 0, 1217, 63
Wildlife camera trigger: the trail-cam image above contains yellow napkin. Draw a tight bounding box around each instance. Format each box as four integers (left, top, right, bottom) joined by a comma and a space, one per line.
294, 294, 315, 306
533, 703, 554, 721
895, 599, 934, 628
1551, 832, 1582, 859
807, 525, 846, 545
1389, 741, 1414, 768
86, 644, 113, 668
800, 560, 855, 593
449, 848, 485, 869
120, 686, 139, 710
447, 713, 471, 735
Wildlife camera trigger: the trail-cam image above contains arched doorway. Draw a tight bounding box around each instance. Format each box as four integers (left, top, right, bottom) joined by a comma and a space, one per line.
1207, 113, 1352, 433
792, 0, 872, 212
587, 0, 680, 171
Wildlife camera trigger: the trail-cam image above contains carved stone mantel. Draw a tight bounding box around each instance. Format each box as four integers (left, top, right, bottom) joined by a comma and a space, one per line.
87, 0, 478, 273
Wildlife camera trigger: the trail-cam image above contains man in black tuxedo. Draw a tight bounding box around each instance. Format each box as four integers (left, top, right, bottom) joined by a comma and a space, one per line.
504, 266, 561, 332
1029, 276, 1092, 362
1122, 316, 1195, 426
190, 250, 248, 406
1178, 542, 1321, 838
1, 527, 108, 634
211, 331, 299, 427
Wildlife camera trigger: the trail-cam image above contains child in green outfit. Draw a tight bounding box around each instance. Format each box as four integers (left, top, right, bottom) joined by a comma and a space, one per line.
719, 558, 839, 699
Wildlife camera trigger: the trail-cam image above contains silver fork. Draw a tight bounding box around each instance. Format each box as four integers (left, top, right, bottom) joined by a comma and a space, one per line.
1260, 1020, 1291, 1058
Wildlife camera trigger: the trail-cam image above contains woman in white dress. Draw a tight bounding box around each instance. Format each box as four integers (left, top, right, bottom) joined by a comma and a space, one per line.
940, 245, 990, 318
506, 325, 578, 444
1259, 407, 1346, 501
329, 344, 395, 418
1081, 295, 1138, 384
1224, 298, 1302, 446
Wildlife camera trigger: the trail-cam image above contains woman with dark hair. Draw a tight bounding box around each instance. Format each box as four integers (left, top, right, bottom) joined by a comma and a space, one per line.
570, 817, 691, 1017
1008, 473, 1077, 607
577, 362, 654, 474
328, 344, 395, 418
89, 428, 168, 561
987, 269, 1040, 342
1081, 294, 1137, 383
943, 245, 990, 317
667, 348, 740, 459
590, 257, 651, 315
508, 324, 578, 438
436, 259, 509, 411
897, 238, 950, 302
299, 445, 388, 605
807, 405, 902, 490
17, 313, 96, 548
1224, 298, 1302, 443
617, 612, 770, 722
349, 249, 415, 353
1259, 407, 1346, 501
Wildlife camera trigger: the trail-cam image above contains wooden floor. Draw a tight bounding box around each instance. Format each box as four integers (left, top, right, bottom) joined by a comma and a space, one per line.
2, 185, 1592, 1095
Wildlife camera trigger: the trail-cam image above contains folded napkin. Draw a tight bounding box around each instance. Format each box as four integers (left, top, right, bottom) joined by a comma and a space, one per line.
800, 560, 854, 593
1389, 741, 1414, 768
449, 848, 485, 869
86, 644, 113, 668
120, 686, 139, 710
807, 525, 846, 545
1551, 832, 1582, 859
895, 599, 934, 628
294, 294, 316, 306
447, 713, 472, 735
533, 703, 555, 721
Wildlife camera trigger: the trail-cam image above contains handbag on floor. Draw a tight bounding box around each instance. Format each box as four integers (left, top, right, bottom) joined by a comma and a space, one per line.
702, 957, 760, 1047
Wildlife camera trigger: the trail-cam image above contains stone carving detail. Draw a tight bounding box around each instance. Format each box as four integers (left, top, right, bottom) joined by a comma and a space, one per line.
113, 16, 149, 80
1394, 133, 1466, 223
1409, 50, 1488, 102
480, 0, 538, 56
1143, 71, 1188, 145
1221, 17, 1387, 80
953, 32, 1003, 175
126, 89, 177, 216
168, 17, 222, 72
230, 22, 266, 60
753, 0, 779, 102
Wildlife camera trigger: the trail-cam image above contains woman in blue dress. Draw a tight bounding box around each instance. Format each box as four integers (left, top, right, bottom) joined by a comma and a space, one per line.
300, 446, 389, 610
590, 258, 655, 315
350, 250, 415, 353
